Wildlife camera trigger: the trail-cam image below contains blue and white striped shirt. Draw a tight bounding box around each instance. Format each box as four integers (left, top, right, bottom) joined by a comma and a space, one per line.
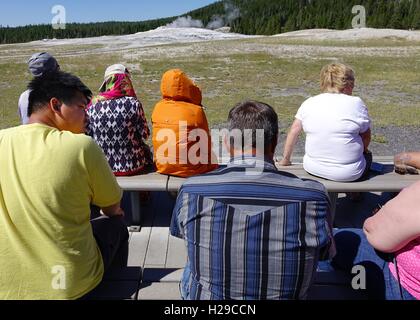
170, 157, 334, 300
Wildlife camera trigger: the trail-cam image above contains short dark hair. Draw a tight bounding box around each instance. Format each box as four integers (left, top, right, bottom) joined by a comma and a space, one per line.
28, 71, 92, 116
228, 100, 279, 153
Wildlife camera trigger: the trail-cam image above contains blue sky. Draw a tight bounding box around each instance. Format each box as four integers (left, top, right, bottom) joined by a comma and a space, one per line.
0, 0, 217, 27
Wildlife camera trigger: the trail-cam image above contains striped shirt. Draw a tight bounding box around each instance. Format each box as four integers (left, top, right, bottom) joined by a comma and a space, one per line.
170, 157, 334, 300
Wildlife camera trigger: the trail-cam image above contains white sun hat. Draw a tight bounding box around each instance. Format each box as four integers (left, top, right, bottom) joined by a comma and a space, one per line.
99, 64, 130, 92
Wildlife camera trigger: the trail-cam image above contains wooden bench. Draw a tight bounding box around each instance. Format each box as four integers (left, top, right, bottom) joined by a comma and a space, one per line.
117, 157, 420, 225
118, 158, 419, 192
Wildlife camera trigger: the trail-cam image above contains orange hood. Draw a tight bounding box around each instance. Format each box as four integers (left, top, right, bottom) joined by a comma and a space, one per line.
160, 69, 202, 106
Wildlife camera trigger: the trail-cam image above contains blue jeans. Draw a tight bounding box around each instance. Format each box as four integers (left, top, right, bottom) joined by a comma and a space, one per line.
322, 229, 415, 300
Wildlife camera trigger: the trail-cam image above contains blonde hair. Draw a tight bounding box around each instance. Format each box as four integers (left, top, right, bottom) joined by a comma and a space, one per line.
320, 63, 355, 93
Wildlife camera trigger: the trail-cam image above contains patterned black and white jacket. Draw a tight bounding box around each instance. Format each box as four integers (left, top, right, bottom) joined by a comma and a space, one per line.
87, 96, 152, 176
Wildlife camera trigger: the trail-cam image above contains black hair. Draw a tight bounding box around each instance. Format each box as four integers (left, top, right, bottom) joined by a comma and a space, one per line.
28, 71, 92, 116
228, 100, 279, 153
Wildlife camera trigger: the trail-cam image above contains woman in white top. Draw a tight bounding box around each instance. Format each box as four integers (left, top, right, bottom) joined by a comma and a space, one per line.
280, 63, 372, 182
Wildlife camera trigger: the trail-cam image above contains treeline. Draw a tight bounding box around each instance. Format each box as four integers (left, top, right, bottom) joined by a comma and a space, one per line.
0, 18, 174, 44
0, 0, 419, 44
224, 0, 420, 35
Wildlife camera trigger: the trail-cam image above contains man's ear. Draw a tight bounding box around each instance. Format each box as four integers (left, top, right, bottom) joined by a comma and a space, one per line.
49, 98, 62, 113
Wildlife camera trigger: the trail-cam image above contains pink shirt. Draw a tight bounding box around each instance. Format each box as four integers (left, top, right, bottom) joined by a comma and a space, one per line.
365, 180, 420, 300
389, 239, 420, 299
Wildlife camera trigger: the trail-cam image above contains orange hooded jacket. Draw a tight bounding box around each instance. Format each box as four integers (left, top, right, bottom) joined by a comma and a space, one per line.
152, 69, 218, 177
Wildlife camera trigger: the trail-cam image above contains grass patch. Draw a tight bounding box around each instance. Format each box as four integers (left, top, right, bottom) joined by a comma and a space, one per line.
372, 134, 388, 144
0, 37, 419, 131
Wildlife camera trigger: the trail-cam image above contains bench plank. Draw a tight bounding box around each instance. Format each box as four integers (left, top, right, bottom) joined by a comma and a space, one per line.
144, 227, 170, 267
166, 235, 187, 268
137, 282, 182, 300
117, 174, 168, 191
275, 164, 419, 191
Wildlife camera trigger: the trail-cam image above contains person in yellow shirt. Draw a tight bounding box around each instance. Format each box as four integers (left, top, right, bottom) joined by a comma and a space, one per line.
0, 71, 128, 299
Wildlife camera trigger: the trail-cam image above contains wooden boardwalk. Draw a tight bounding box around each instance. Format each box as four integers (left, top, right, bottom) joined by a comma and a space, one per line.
89, 192, 185, 300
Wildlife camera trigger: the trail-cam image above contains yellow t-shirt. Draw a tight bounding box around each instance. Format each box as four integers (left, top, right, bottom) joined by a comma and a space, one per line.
0, 123, 123, 299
